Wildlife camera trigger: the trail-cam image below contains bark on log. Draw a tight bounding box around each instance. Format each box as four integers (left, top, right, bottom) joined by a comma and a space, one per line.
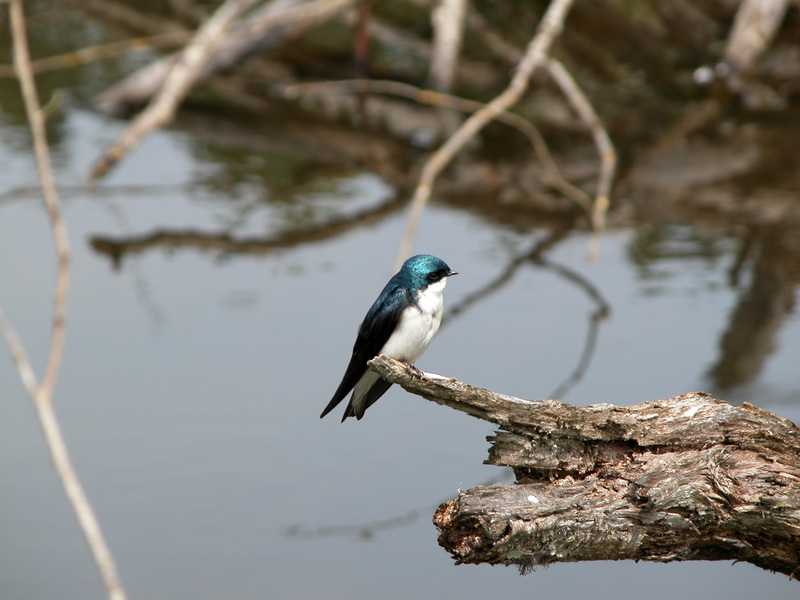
367, 355, 800, 579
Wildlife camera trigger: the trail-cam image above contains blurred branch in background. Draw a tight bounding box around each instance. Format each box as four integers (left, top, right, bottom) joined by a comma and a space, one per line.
283, 79, 594, 212
23, 0, 792, 249
89, 0, 267, 181
723, 0, 789, 74
396, 0, 577, 268
89, 0, 358, 181
450, 7, 616, 255
428, 0, 467, 94
0, 31, 191, 78
718, 0, 791, 111
2, 2, 127, 600
544, 57, 615, 253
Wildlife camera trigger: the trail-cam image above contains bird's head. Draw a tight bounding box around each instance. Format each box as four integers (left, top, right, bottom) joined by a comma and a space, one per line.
397, 254, 457, 291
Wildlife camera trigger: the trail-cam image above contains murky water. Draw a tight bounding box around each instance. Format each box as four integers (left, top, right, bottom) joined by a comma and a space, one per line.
2, 102, 798, 600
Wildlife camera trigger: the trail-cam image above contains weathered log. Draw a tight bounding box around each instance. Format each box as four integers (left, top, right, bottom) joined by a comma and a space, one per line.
367, 355, 800, 579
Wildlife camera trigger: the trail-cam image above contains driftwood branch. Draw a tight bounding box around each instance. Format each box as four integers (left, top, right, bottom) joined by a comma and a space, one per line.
545, 58, 615, 235
449, 11, 616, 236
92, 0, 356, 118
367, 355, 800, 579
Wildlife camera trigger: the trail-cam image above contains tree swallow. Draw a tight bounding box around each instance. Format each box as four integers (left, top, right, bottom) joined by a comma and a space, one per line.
320, 254, 457, 421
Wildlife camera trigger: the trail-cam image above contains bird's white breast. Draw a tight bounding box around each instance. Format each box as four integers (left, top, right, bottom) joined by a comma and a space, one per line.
380, 278, 447, 363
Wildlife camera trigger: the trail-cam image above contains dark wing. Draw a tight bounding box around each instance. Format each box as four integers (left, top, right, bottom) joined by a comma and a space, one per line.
319, 282, 409, 419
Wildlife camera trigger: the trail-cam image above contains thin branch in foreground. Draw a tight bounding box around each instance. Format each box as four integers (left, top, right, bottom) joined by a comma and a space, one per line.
367, 355, 800, 578
396, 0, 576, 269
6, 2, 126, 599
10, 4, 70, 396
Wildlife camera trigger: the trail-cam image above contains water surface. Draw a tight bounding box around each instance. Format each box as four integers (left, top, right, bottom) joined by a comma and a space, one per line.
1, 104, 799, 600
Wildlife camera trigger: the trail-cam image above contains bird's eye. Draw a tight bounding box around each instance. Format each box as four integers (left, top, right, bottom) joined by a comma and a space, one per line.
429, 271, 442, 282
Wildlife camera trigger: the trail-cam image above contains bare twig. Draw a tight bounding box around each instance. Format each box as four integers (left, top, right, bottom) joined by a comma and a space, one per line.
463, 10, 616, 231
9, 2, 70, 402
0, 313, 39, 393
396, 0, 575, 269
6, 2, 126, 599
545, 58, 615, 249
92, 0, 357, 117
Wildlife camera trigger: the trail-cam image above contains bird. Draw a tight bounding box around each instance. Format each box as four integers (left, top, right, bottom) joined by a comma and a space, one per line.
320, 254, 457, 422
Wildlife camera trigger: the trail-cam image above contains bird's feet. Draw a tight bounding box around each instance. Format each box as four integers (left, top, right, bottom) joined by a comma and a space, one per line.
402, 362, 424, 378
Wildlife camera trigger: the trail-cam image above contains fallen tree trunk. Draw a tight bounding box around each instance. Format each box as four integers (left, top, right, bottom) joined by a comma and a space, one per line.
368, 355, 800, 579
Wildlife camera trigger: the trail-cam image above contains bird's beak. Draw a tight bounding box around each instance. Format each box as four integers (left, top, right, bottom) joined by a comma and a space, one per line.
447, 270, 458, 277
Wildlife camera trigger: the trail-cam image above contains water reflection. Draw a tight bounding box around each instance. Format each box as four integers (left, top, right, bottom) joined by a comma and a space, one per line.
4, 4, 800, 599
285, 471, 514, 542
626, 221, 800, 390
628, 223, 728, 291
539, 257, 610, 399
443, 229, 611, 400
89, 194, 405, 269
710, 224, 800, 388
